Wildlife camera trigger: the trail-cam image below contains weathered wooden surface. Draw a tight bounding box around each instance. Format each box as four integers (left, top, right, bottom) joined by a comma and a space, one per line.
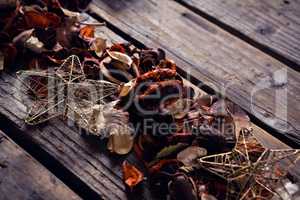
0, 6, 299, 200
179, 0, 300, 66
0, 130, 81, 200
0, 73, 129, 200
90, 0, 300, 144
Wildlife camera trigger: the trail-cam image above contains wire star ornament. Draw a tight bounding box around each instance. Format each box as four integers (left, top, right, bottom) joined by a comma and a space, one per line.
16, 55, 121, 129
198, 128, 300, 200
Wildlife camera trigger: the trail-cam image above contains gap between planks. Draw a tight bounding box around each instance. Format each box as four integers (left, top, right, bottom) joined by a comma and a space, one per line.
174, 0, 300, 72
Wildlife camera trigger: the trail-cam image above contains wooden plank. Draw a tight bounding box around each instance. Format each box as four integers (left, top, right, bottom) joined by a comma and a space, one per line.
178, 0, 300, 66
89, 0, 300, 144
0, 130, 81, 200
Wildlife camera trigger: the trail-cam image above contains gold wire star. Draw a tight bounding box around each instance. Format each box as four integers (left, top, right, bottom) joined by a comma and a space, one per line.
17, 55, 120, 125
198, 128, 300, 200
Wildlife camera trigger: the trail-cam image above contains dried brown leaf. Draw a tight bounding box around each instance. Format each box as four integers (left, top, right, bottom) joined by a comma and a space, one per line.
177, 146, 207, 167
107, 50, 133, 69
24, 10, 61, 28
79, 25, 94, 39
107, 130, 134, 155
91, 37, 106, 57
122, 161, 143, 189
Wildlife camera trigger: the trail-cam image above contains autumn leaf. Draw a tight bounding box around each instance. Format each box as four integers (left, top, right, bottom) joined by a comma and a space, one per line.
79, 25, 95, 39
122, 161, 143, 189
110, 43, 126, 53
177, 146, 207, 167
148, 159, 178, 174
24, 10, 61, 28
155, 143, 188, 160
91, 37, 106, 57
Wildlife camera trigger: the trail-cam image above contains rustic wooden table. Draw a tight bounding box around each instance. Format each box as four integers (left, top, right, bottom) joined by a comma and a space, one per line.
0, 0, 299, 199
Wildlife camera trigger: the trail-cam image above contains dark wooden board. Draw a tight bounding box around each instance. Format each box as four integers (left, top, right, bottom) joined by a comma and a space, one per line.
89, 0, 300, 144
0, 130, 81, 200
179, 0, 300, 66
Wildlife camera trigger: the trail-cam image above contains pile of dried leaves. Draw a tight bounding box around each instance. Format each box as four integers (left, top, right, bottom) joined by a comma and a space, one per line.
0, 0, 92, 70
2, 1, 300, 200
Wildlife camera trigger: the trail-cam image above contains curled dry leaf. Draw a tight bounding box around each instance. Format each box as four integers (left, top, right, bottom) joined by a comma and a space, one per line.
162, 98, 193, 119
12, 28, 34, 44
60, 7, 81, 18
91, 37, 107, 57
177, 146, 207, 167
122, 161, 144, 189
119, 79, 135, 97
25, 36, 45, 53
101, 52, 134, 82
107, 50, 133, 69
79, 101, 134, 155
131, 60, 140, 77
99, 57, 122, 84
107, 126, 134, 155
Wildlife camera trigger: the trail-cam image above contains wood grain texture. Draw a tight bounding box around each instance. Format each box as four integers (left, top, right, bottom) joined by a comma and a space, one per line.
0, 130, 81, 200
89, 0, 300, 143
179, 0, 300, 66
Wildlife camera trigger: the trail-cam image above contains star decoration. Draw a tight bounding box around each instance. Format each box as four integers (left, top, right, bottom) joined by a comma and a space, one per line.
198, 128, 300, 200
16, 55, 120, 126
